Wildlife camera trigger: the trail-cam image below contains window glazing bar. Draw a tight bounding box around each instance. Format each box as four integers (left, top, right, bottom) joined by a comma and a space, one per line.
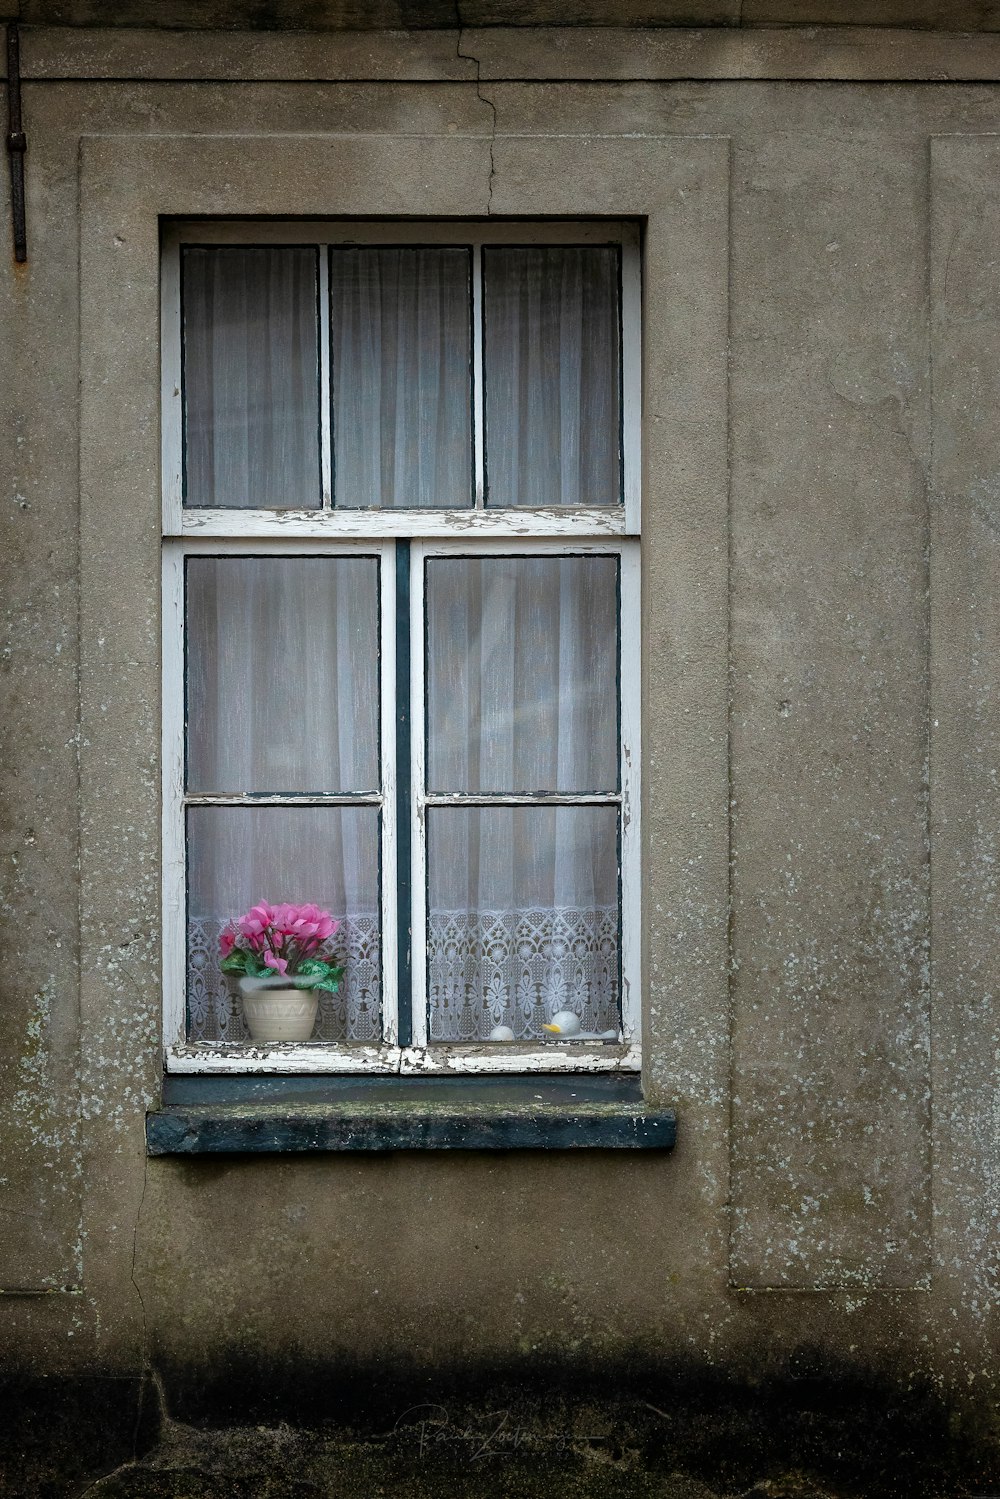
472, 243, 485, 509
183, 793, 383, 806
395, 539, 412, 1047
423, 792, 620, 806
319, 247, 333, 508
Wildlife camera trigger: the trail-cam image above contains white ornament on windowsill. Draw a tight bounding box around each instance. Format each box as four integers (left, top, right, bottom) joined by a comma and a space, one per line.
486, 1013, 619, 1043
541, 1010, 618, 1042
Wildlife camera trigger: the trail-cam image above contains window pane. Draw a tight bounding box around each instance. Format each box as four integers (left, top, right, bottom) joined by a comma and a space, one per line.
483, 246, 621, 508
427, 805, 619, 1042
426, 555, 619, 794
186, 556, 380, 795
331, 247, 473, 509
182, 247, 321, 509
187, 806, 381, 1045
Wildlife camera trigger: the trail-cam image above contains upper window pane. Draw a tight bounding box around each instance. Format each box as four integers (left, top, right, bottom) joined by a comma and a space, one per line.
425, 555, 619, 794
186, 555, 380, 795
483, 246, 622, 509
182, 246, 321, 509
331, 247, 473, 509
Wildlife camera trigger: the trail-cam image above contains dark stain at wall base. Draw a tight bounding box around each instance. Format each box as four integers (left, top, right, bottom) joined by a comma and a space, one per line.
0, 1373, 159, 1498
2, 1355, 992, 1499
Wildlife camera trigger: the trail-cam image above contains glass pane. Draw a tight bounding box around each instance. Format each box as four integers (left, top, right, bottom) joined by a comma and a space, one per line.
187, 806, 381, 1044
186, 556, 379, 795
483, 246, 621, 508
182, 246, 321, 509
331, 247, 473, 508
426, 555, 619, 794
427, 805, 619, 1043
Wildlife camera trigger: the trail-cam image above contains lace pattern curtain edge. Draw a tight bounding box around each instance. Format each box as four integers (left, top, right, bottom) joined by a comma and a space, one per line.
187, 906, 619, 1044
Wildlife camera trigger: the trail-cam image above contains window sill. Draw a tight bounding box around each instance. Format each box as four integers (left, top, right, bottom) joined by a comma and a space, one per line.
146, 1075, 676, 1155
163, 1041, 641, 1075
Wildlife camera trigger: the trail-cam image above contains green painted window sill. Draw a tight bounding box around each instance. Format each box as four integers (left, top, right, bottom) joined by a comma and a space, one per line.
146, 1076, 677, 1155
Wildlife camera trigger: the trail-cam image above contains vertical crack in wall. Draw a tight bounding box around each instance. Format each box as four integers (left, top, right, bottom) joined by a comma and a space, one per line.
457, 28, 497, 214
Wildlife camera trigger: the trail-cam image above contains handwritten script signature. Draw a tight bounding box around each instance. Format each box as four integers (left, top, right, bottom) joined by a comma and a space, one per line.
393, 1404, 573, 1462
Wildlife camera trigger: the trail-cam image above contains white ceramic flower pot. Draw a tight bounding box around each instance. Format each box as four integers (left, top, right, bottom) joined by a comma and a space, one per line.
239, 977, 319, 1043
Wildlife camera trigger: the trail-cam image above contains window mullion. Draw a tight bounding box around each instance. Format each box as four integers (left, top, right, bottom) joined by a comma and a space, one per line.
319, 246, 333, 509
408, 540, 428, 1049
391, 539, 414, 1048
472, 242, 486, 510
380, 540, 400, 1051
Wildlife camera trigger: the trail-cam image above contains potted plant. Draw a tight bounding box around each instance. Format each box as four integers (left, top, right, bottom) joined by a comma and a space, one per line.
219, 901, 345, 1044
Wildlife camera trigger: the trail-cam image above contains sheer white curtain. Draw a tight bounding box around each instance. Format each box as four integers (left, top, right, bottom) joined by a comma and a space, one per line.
185, 558, 381, 1043
425, 556, 621, 1041
186, 556, 379, 794
180, 241, 625, 1048
182, 246, 321, 509
483, 246, 621, 508
330, 247, 473, 508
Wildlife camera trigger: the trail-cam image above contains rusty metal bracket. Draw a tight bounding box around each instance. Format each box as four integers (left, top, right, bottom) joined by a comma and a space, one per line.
6, 24, 26, 263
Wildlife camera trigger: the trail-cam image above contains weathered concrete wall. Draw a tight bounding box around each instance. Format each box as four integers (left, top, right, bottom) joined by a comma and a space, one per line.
3, 21, 1000, 1486
727, 100, 932, 1292
0, 73, 82, 1299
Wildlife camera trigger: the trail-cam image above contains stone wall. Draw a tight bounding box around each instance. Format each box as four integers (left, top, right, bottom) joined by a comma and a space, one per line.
3, 19, 1000, 1489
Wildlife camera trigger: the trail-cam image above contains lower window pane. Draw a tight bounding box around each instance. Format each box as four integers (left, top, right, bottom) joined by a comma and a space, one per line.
427, 805, 620, 1043
186, 806, 381, 1044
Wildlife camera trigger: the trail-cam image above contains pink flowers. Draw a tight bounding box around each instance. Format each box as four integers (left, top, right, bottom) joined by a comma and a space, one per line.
233, 902, 336, 952
218, 901, 344, 992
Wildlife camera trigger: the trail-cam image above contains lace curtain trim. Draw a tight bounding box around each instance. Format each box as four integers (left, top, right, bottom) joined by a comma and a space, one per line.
187, 914, 382, 1044
428, 906, 619, 1041
186, 905, 619, 1045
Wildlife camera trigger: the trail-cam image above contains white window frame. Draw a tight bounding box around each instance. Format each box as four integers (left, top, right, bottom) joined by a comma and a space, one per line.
161, 218, 642, 1076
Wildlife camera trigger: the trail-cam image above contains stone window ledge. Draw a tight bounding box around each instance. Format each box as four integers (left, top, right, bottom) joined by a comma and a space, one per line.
146, 1077, 677, 1154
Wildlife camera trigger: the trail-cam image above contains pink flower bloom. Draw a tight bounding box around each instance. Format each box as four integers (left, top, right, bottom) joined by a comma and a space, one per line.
223, 900, 339, 978
238, 910, 267, 938
268, 902, 338, 950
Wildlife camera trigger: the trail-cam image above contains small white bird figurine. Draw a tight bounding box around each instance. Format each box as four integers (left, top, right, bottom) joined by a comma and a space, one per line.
543, 1010, 583, 1037
488, 1024, 516, 1042
542, 1011, 618, 1042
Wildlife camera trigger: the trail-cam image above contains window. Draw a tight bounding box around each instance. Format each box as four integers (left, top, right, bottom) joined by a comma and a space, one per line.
161, 220, 641, 1075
